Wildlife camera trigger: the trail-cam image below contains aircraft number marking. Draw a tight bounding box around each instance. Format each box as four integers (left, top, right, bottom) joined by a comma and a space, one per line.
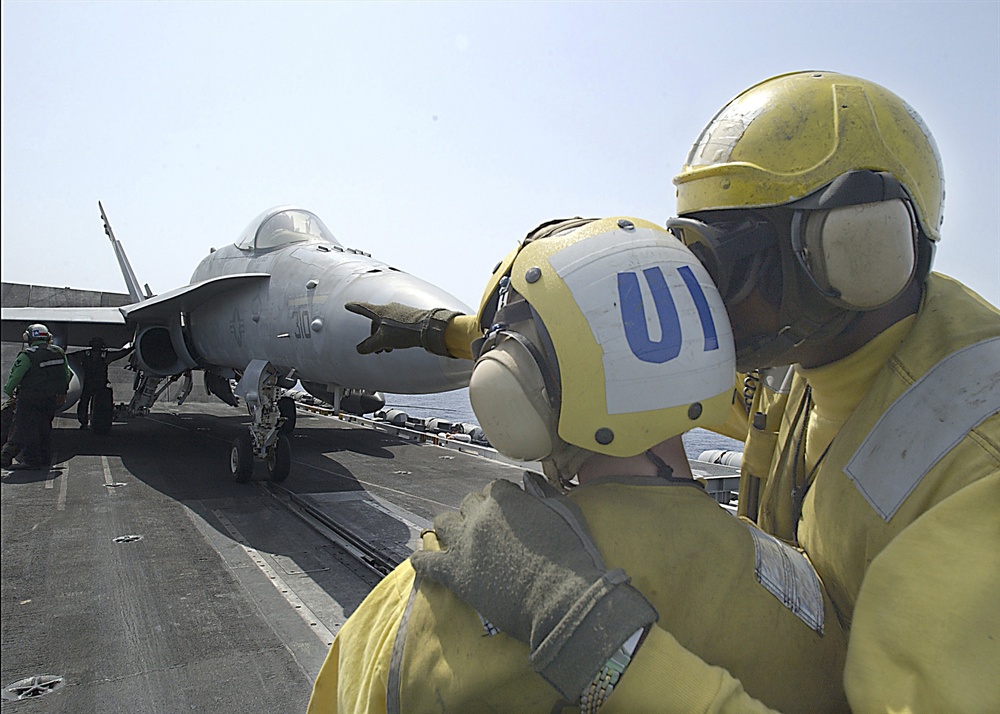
293, 309, 312, 339
230, 307, 245, 347
616, 265, 718, 364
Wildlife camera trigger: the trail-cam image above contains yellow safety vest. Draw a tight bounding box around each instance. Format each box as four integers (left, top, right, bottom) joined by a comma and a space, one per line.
709, 273, 1000, 712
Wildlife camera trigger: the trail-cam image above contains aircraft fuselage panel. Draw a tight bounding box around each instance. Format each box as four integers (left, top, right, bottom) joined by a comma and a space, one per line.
187, 242, 471, 394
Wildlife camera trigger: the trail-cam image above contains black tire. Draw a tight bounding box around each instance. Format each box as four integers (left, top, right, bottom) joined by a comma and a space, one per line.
267, 435, 291, 482
277, 396, 296, 435
91, 387, 114, 436
230, 432, 254, 483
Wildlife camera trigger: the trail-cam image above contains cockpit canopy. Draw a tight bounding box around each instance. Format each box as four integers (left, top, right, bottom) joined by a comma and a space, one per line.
236, 207, 342, 251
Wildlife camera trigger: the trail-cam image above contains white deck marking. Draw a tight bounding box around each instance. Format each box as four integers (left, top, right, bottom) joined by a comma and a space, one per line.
101, 455, 115, 487
57, 463, 69, 511
213, 509, 336, 647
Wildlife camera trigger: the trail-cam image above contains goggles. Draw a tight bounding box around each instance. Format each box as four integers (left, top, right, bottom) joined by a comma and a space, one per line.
665, 213, 778, 302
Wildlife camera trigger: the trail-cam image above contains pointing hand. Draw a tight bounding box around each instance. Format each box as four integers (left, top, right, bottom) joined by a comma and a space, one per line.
345, 302, 461, 357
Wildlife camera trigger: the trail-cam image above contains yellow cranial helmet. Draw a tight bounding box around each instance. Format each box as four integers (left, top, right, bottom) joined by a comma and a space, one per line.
475, 217, 599, 333
673, 71, 945, 241
470, 217, 736, 469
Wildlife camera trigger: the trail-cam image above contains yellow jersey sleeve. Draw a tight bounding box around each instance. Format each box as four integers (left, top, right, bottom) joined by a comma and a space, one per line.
602, 625, 780, 714
443, 313, 480, 361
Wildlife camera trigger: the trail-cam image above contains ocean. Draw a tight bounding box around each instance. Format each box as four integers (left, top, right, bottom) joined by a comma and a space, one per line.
382, 388, 744, 462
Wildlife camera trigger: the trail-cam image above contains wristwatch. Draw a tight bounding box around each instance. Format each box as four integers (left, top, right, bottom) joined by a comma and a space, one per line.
579, 627, 647, 713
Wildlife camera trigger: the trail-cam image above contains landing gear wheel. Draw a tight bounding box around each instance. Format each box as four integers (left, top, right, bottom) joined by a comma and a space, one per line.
278, 396, 296, 435
91, 387, 114, 436
267, 435, 291, 482
231, 432, 254, 483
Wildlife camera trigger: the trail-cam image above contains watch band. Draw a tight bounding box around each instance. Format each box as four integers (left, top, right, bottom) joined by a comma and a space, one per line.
579, 627, 646, 713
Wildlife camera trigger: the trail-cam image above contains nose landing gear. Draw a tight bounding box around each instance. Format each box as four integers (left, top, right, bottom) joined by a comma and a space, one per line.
230, 360, 296, 483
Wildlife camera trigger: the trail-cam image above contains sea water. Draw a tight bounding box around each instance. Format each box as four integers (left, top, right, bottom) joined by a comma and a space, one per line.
382, 388, 744, 461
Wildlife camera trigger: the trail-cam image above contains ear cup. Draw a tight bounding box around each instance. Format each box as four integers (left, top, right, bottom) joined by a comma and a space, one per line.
796, 198, 917, 309
469, 337, 554, 461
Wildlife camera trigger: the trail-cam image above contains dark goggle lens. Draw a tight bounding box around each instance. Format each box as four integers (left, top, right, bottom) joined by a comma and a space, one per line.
666, 214, 777, 300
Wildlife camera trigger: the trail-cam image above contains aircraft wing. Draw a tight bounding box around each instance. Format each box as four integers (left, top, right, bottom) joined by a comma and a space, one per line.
1, 306, 132, 347
121, 273, 271, 320
2, 274, 270, 349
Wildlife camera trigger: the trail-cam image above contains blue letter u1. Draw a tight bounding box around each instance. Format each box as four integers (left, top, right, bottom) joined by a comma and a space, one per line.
617, 266, 718, 364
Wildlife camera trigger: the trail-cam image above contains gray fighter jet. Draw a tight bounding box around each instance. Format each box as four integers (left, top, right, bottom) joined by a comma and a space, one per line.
1, 203, 471, 482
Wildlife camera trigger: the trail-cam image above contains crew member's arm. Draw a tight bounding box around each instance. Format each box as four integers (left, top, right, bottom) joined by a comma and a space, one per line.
443, 313, 479, 360
412, 479, 782, 713
346, 302, 480, 360
106, 345, 134, 363
311, 480, 789, 714
3, 353, 30, 397
599, 626, 778, 713
843, 471, 999, 713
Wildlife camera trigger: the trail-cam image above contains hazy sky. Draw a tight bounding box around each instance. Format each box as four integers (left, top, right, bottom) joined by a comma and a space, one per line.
2, 1, 998, 310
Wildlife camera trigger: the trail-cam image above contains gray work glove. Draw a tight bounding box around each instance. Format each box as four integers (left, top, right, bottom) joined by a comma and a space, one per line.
345, 302, 461, 356
410, 475, 657, 702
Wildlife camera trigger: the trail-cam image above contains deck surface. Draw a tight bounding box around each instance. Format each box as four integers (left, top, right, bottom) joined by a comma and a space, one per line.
1, 402, 528, 712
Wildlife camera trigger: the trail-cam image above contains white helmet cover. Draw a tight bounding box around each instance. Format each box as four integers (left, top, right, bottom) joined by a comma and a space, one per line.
472, 217, 736, 459
24, 323, 52, 342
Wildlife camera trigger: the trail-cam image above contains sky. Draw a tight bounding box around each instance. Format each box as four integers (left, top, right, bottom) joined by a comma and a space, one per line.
2, 1, 998, 311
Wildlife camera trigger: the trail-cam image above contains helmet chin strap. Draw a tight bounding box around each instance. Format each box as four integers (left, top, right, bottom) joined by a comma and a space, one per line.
735, 310, 858, 371
644, 450, 675, 479
545, 449, 679, 489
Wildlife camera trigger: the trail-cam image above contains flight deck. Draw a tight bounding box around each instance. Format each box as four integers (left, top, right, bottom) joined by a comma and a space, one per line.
0, 402, 533, 711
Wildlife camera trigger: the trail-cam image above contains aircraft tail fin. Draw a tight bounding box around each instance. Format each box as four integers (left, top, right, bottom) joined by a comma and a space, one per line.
99, 201, 147, 302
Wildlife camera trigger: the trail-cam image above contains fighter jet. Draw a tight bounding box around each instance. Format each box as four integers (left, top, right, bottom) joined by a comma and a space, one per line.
1, 203, 472, 482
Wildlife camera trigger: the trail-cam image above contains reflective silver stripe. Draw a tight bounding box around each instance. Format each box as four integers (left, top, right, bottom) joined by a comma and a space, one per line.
845, 337, 1000, 522
39, 359, 65, 368
747, 525, 825, 634
386, 575, 421, 714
